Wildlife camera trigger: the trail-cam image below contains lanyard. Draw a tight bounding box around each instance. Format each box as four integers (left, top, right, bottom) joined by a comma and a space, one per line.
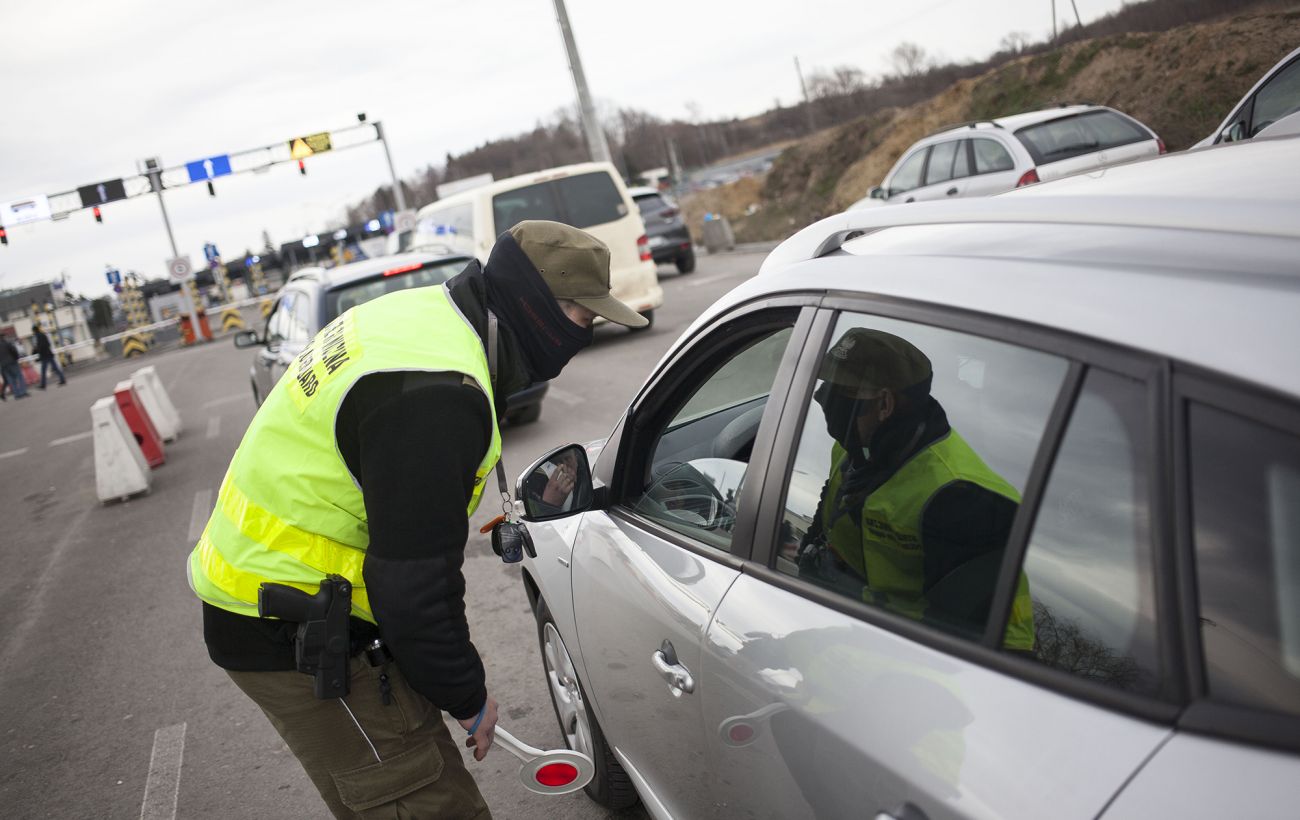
486, 311, 512, 512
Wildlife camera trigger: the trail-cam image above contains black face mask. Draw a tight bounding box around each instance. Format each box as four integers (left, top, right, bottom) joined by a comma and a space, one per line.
484, 234, 593, 382
814, 382, 867, 449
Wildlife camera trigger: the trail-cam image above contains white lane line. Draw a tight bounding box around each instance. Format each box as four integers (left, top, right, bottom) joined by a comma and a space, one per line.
139, 722, 186, 820
187, 490, 213, 542
0, 447, 28, 460
202, 395, 246, 409
546, 387, 582, 407
49, 431, 93, 447
205, 416, 221, 439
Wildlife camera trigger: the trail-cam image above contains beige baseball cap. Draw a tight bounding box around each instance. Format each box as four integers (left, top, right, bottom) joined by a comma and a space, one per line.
509, 220, 648, 328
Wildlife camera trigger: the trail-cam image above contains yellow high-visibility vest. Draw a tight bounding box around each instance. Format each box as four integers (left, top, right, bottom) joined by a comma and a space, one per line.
823, 430, 1035, 650
187, 284, 501, 623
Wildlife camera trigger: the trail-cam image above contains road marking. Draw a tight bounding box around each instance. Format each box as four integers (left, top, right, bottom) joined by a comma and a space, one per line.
139, 722, 186, 820
188, 490, 212, 541
49, 431, 92, 447
206, 416, 221, 439
202, 395, 246, 409
684, 271, 749, 288
0, 447, 28, 460
546, 387, 581, 407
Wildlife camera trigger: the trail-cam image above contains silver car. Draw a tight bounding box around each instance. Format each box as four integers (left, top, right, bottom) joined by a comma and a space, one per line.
515, 136, 1300, 819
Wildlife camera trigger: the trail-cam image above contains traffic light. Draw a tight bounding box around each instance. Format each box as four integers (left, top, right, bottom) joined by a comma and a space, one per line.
298, 159, 306, 176
93, 206, 103, 223
0, 227, 7, 246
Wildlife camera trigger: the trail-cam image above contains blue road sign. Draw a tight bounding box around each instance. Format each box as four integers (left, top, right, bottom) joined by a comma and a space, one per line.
105, 268, 122, 286
185, 155, 232, 183
203, 242, 220, 263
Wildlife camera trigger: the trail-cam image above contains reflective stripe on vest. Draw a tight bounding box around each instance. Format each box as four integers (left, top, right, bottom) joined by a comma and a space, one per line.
188, 284, 501, 624
822, 429, 1035, 650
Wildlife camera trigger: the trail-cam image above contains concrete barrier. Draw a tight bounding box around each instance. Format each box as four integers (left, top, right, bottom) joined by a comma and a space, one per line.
114, 381, 166, 468
131, 366, 182, 442
92, 397, 152, 503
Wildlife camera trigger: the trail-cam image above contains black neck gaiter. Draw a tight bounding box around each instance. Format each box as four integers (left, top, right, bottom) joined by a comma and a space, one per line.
483, 233, 593, 382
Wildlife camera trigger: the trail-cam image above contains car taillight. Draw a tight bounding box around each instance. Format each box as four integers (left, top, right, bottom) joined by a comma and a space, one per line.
658, 207, 679, 219
383, 263, 422, 277
1157, 139, 1167, 154
637, 235, 651, 262
1015, 168, 1040, 188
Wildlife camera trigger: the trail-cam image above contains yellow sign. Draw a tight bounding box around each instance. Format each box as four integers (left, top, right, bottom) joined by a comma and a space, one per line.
122, 335, 150, 358
289, 132, 332, 159
221, 307, 247, 332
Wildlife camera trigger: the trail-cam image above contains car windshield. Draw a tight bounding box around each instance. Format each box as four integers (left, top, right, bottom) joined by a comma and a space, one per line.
324, 259, 469, 321
1014, 110, 1150, 164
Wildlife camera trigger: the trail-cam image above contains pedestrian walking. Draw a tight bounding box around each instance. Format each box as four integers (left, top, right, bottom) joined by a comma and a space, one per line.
0, 333, 30, 400
31, 325, 67, 388
188, 221, 647, 818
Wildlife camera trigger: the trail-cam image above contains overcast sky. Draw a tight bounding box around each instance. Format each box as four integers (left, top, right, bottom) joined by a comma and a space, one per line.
0, 0, 1126, 299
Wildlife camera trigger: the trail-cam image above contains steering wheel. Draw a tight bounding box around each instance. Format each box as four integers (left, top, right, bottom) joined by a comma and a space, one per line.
712, 404, 766, 461
639, 462, 738, 533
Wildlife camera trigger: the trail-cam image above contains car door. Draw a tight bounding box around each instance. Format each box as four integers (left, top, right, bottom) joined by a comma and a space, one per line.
964, 138, 1022, 196
699, 304, 1176, 819
570, 303, 811, 817
885, 147, 930, 204
907, 138, 969, 202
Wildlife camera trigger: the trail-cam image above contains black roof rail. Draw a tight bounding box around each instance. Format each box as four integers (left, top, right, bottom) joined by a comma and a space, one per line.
926, 120, 1004, 138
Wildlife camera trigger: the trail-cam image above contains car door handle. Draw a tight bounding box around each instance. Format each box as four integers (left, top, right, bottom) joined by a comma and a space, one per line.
945, 187, 959, 196
651, 640, 695, 696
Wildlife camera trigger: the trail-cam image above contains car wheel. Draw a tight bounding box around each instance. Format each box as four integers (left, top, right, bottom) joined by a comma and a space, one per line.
675, 249, 696, 274
631, 309, 654, 331
508, 403, 542, 425
536, 599, 638, 810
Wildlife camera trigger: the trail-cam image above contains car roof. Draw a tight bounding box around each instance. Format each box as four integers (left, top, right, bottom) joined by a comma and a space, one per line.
929, 105, 1097, 139
627, 186, 664, 198
307, 251, 472, 290
719, 136, 1300, 399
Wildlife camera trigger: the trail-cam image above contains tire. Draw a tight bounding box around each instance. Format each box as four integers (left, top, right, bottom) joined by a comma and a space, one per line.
508, 403, 542, 425
535, 599, 639, 810
631, 309, 654, 331
675, 249, 696, 274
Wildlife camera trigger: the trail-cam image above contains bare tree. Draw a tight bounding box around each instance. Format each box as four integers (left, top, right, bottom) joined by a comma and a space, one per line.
890, 41, 930, 79
998, 31, 1031, 55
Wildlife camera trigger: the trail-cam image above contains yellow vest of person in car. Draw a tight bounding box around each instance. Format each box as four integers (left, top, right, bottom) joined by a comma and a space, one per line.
822, 430, 1035, 651
187, 285, 501, 624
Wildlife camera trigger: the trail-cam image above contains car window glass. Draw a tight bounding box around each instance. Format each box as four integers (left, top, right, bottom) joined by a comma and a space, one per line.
972, 139, 1015, 173
1007, 370, 1159, 696
628, 324, 796, 552
325, 260, 469, 321
1249, 58, 1300, 136
1014, 111, 1148, 164
889, 148, 928, 195
635, 194, 667, 214
925, 140, 959, 186
1190, 403, 1300, 716
267, 294, 291, 342
493, 183, 563, 232
951, 140, 972, 179
288, 293, 313, 342
777, 313, 1067, 645
554, 172, 628, 228
414, 204, 473, 246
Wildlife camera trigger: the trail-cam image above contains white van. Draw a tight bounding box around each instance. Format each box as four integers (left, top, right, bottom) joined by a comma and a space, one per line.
409, 162, 664, 326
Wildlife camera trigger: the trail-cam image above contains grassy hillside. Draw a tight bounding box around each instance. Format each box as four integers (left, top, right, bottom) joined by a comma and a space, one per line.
683, 6, 1300, 243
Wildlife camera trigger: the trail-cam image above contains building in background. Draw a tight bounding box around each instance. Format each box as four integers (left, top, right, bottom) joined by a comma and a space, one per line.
0, 282, 96, 364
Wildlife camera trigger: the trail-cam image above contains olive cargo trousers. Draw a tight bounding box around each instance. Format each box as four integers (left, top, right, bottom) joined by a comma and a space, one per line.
228, 657, 492, 819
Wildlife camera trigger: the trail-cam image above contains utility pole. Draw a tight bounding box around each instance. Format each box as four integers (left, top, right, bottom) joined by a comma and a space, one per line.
551, 0, 611, 164
142, 157, 204, 343
1069, 0, 1082, 29
794, 56, 816, 134
1051, 0, 1058, 42
365, 114, 407, 211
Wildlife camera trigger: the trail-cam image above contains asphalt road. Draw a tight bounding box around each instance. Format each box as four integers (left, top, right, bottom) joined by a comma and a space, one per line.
0, 247, 770, 819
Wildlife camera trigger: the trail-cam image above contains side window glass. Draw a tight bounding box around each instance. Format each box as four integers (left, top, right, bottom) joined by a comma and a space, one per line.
951, 140, 972, 179
777, 313, 1068, 644
972, 139, 1015, 174
1249, 58, 1300, 137
1008, 370, 1160, 696
1190, 403, 1300, 716
267, 294, 291, 342
493, 183, 563, 232
628, 323, 796, 552
924, 140, 958, 186
289, 294, 313, 342
889, 149, 928, 195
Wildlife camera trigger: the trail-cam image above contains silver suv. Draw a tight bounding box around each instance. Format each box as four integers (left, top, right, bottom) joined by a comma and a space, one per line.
514, 136, 1300, 818
854, 104, 1164, 208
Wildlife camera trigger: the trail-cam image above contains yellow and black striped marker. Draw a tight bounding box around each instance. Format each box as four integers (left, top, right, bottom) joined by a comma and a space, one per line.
260, 298, 273, 318
122, 335, 149, 358
221, 307, 246, 332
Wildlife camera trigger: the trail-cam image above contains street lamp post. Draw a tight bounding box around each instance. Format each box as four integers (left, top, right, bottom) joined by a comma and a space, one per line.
551, 0, 611, 164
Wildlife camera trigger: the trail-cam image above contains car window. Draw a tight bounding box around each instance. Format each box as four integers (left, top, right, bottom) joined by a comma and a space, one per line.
324, 260, 469, 321
972, 138, 1015, 174
288, 292, 314, 342
267, 293, 292, 343
776, 312, 1068, 645
1249, 58, 1300, 137
1006, 370, 1160, 696
1189, 403, 1300, 717
634, 194, 668, 214
952, 139, 972, 179
1014, 110, 1150, 164
628, 323, 796, 552
493, 183, 563, 231
414, 203, 473, 246
888, 148, 928, 195
553, 172, 628, 228
925, 140, 959, 186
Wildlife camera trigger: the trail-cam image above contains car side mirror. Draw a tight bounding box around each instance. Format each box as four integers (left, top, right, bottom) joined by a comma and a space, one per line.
233, 330, 264, 348
517, 444, 596, 522
869, 185, 886, 200
1224, 121, 1247, 143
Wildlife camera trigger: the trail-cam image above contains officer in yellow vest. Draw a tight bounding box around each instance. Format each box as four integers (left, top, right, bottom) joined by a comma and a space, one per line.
798, 328, 1034, 650
188, 221, 647, 818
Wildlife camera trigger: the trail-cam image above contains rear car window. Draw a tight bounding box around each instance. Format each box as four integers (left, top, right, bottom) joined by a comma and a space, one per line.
972, 138, 1015, 173
554, 172, 628, 228
1189, 403, 1300, 717
493, 183, 563, 231
324, 259, 470, 321
414, 203, 473, 246
1014, 110, 1150, 165
634, 194, 668, 214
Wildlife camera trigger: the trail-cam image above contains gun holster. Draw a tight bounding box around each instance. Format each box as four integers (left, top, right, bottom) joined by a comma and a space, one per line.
258, 574, 352, 699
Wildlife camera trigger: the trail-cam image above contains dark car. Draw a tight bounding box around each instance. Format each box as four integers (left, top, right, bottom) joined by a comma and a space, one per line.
629, 186, 695, 273
235, 251, 547, 424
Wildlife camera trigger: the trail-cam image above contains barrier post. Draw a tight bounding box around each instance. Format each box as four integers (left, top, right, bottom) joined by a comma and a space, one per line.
113, 381, 166, 467
130, 365, 182, 441
92, 397, 152, 502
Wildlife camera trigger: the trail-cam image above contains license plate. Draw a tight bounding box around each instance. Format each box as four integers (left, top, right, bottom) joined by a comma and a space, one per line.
648, 236, 666, 248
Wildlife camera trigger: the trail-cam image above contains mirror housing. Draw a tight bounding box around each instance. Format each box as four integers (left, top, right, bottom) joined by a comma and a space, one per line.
869, 185, 886, 200
1225, 121, 1247, 143
517, 444, 597, 522
233, 330, 263, 348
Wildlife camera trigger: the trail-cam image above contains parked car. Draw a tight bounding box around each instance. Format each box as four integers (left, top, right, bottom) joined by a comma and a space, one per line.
235, 251, 547, 424
627, 186, 695, 273
409, 162, 663, 328
851, 104, 1164, 209
1195, 46, 1300, 147
513, 136, 1300, 818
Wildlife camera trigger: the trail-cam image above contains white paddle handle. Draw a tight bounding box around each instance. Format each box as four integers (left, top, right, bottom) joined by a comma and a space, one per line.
493, 727, 544, 763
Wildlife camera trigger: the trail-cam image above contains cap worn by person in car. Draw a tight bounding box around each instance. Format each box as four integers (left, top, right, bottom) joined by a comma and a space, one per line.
817, 328, 932, 397
509, 220, 649, 328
